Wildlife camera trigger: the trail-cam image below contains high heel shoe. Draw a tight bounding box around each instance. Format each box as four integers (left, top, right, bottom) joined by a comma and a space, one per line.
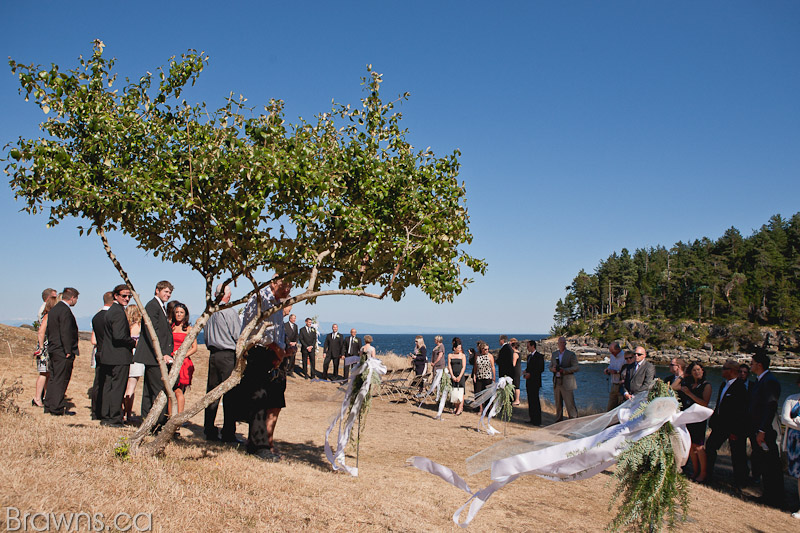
32, 399, 43, 407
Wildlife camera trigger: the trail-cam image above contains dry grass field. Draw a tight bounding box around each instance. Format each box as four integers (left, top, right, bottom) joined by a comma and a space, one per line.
0, 323, 797, 532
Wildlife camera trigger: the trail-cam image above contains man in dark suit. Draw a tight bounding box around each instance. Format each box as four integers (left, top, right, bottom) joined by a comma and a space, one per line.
550, 336, 579, 420
620, 345, 655, 400
100, 285, 136, 427
497, 334, 514, 380
43, 287, 80, 416
343, 328, 361, 380
282, 314, 299, 377
523, 340, 545, 425
705, 359, 748, 487
298, 317, 317, 379
133, 280, 173, 423
322, 324, 345, 380
90, 291, 113, 420
748, 352, 784, 507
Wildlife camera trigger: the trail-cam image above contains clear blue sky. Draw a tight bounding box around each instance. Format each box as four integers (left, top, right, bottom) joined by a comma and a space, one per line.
1, 1, 798, 333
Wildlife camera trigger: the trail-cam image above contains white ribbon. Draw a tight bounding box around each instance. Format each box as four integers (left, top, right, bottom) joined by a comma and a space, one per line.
470, 376, 513, 435
419, 368, 444, 407
410, 393, 712, 527
324, 357, 386, 477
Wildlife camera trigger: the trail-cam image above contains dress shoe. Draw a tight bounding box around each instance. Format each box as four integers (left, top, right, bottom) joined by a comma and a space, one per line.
205, 432, 220, 442
100, 420, 125, 428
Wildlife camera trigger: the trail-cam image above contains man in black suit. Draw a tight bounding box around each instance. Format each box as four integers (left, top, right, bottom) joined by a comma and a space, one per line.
748, 352, 784, 507
44, 287, 79, 416
343, 328, 361, 380
133, 280, 174, 423
298, 317, 317, 379
282, 314, 299, 377
322, 324, 345, 380
620, 346, 656, 400
523, 340, 545, 425
90, 291, 113, 420
705, 359, 749, 487
497, 334, 514, 380
100, 285, 136, 427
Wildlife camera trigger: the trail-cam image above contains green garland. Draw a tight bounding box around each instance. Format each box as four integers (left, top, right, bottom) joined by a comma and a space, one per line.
346, 354, 381, 446
607, 379, 689, 532
438, 369, 453, 402
494, 380, 516, 423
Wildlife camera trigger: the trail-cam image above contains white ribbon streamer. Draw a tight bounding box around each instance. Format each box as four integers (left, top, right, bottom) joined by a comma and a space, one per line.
410, 394, 712, 527
419, 368, 444, 407
324, 357, 386, 476
470, 376, 513, 435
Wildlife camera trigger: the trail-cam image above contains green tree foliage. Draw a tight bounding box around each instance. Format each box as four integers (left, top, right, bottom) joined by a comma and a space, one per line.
4, 41, 486, 454
554, 212, 800, 332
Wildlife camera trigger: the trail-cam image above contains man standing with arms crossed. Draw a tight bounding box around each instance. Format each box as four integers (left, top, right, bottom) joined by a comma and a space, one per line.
44, 287, 79, 416
134, 281, 174, 426
204, 283, 241, 442
550, 336, 579, 421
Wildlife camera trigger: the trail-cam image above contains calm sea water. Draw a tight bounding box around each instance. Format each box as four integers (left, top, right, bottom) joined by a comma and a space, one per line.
366, 333, 800, 412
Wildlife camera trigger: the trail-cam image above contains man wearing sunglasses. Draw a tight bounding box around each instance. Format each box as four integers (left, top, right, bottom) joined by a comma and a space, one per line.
99, 284, 137, 427
620, 346, 655, 401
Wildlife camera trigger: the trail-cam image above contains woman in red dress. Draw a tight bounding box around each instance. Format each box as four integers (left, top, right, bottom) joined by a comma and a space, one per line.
169, 302, 196, 416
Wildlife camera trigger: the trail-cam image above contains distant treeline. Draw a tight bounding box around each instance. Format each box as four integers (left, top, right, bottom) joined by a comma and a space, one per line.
553, 213, 800, 333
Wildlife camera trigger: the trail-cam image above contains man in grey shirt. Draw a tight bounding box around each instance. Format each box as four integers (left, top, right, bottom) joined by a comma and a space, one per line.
203, 283, 241, 442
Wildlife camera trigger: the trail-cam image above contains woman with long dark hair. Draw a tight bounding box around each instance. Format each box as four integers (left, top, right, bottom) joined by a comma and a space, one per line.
169, 302, 196, 416
447, 337, 467, 416
676, 362, 712, 482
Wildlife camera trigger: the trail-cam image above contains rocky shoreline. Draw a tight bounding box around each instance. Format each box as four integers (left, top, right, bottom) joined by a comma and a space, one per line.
531, 336, 800, 370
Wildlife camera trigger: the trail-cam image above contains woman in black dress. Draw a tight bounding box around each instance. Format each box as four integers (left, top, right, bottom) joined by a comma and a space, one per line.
448, 337, 467, 415
674, 362, 712, 482
510, 338, 521, 406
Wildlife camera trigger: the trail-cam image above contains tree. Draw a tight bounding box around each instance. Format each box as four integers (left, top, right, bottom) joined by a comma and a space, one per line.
5, 40, 486, 455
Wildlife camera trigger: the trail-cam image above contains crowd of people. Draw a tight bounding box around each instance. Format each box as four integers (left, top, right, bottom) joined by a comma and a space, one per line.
28, 285, 800, 517
601, 340, 800, 518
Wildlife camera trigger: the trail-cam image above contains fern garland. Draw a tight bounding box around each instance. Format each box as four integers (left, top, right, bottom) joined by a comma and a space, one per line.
494, 380, 516, 422
607, 379, 689, 532
438, 369, 453, 402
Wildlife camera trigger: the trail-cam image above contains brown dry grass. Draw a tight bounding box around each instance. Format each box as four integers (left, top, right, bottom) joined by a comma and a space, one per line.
0, 323, 797, 532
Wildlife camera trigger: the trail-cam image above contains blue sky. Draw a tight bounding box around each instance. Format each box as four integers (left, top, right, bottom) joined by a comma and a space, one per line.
1, 1, 798, 333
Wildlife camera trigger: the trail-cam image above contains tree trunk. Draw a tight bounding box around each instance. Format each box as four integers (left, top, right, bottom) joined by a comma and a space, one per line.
137, 365, 245, 456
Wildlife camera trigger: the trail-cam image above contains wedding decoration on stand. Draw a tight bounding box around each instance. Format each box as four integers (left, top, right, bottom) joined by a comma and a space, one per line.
434, 369, 453, 419
469, 376, 514, 435
324, 354, 386, 476
408, 380, 711, 528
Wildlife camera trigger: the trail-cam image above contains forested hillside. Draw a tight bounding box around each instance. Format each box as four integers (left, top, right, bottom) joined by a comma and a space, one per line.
554, 213, 800, 337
